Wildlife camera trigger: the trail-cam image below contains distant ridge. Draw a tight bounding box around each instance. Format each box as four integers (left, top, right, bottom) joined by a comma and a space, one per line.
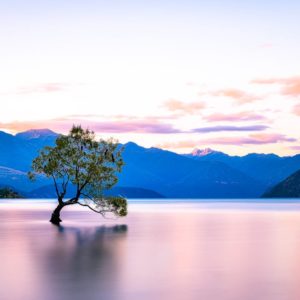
185, 149, 300, 188
16, 129, 58, 140
0, 128, 300, 198
262, 169, 300, 198
27, 184, 165, 199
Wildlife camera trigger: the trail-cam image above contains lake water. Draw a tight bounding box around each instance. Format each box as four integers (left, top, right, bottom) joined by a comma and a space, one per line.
1, 199, 300, 300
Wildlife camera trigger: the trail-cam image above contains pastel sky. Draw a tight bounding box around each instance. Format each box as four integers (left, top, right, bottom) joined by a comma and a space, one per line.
0, 0, 300, 155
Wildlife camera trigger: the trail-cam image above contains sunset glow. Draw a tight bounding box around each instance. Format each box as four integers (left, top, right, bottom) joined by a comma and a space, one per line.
1, 0, 299, 155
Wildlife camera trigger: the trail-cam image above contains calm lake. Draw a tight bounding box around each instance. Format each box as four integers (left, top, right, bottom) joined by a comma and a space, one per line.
1, 199, 300, 300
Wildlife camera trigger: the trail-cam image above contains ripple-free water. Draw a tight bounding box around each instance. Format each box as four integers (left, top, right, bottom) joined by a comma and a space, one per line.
1, 199, 300, 300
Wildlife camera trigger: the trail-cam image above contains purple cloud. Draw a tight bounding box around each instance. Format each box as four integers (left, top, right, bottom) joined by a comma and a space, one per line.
200, 134, 296, 145
0, 117, 183, 134
204, 111, 267, 122
290, 145, 300, 151
192, 125, 268, 133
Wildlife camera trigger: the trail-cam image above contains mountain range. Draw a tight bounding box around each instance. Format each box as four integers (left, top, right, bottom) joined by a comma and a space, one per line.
0, 129, 299, 198
184, 148, 300, 188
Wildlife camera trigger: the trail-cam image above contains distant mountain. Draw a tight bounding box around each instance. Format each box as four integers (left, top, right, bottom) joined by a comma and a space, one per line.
0, 129, 300, 199
185, 149, 300, 188
15, 129, 58, 140
27, 184, 165, 199
0, 166, 49, 191
188, 148, 225, 157
0, 129, 57, 171
262, 169, 300, 198
118, 142, 265, 198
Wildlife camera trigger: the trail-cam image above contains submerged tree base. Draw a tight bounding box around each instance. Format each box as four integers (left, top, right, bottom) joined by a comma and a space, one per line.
50, 214, 62, 225
50, 208, 63, 225
50, 215, 62, 225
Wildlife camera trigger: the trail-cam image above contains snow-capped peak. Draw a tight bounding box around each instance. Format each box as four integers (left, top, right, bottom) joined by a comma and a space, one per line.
191, 148, 216, 157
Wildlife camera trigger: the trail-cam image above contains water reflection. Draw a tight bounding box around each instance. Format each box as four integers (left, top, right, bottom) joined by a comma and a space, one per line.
36, 225, 128, 300
1, 201, 300, 300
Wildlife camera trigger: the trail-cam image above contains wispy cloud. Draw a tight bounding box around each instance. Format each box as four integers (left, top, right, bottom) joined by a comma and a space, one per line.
164, 99, 206, 114
252, 76, 300, 96
0, 117, 184, 134
0, 113, 271, 135
158, 133, 296, 150
60, 114, 178, 121
293, 104, 300, 116
0, 82, 75, 96
157, 140, 200, 149
16, 82, 70, 95
290, 145, 300, 151
81, 120, 182, 134
203, 111, 266, 122
212, 88, 258, 103
201, 133, 296, 145
192, 125, 268, 133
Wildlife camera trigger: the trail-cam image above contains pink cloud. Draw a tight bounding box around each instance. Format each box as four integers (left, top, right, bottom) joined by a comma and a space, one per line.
16, 82, 70, 95
204, 111, 266, 122
290, 145, 300, 151
158, 133, 297, 152
0, 117, 183, 134
164, 99, 206, 114
252, 76, 300, 96
201, 133, 296, 145
212, 89, 258, 103
81, 120, 182, 134
157, 140, 199, 149
293, 104, 300, 116
158, 133, 296, 150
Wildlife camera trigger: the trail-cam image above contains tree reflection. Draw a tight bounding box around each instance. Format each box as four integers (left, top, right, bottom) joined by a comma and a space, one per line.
36, 225, 128, 300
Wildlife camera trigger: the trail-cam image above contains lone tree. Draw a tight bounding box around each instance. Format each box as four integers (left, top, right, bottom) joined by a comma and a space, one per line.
28, 125, 127, 225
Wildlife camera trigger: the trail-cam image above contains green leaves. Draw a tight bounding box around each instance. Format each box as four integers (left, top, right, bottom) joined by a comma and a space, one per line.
106, 196, 128, 217
28, 125, 127, 218
82, 195, 128, 217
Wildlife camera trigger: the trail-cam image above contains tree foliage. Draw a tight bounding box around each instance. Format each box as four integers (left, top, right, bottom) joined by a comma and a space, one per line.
29, 125, 127, 221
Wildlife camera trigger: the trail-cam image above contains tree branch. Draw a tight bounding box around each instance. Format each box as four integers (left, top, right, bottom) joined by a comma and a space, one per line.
77, 201, 104, 214
63, 197, 78, 206
61, 173, 70, 198
77, 199, 120, 219
51, 174, 63, 204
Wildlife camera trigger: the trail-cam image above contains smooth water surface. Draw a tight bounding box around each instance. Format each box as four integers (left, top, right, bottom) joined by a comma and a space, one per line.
1, 199, 300, 300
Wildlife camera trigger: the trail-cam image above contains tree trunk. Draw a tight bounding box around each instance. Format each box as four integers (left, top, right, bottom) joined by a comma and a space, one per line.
50, 203, 65, 225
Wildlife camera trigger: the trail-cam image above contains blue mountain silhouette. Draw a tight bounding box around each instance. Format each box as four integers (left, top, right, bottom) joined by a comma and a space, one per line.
0, 129, 299, 198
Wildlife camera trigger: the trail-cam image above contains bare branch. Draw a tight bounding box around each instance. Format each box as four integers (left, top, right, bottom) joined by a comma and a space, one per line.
77, 201, 105, 215
51, 174, 62, 204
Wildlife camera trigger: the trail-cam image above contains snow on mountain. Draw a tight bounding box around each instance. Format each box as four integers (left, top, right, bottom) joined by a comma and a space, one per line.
191, 148, 218, 157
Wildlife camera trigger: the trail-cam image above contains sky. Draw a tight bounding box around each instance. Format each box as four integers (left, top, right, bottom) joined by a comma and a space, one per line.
0, 0, 299, 155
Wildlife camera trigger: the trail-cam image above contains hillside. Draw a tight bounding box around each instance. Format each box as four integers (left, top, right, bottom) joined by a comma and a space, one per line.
262, 170, 300, 198
0, 187, 22, 198
186, 148, 300, 188
0, 129, 299, 198
119, 142, 265, 198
